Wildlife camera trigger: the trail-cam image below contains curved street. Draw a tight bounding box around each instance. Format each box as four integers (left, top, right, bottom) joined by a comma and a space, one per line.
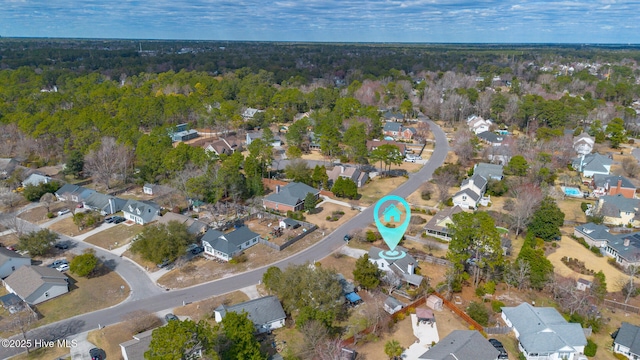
0, 118, 448, 359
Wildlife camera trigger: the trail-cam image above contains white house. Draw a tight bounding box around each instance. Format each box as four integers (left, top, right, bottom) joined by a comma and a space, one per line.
214, 296, 286, 334
467, 115, 493, 135
0, 248, 31, 279
572, 153, 613, 177
573, 133, 595, 155
201, 226, 261, 261
3, 265, 69, 305
614, 322, 640, 360
368, 246, 423, 287
501, 303, 587, 360
122, 199, 160, 225
452, 173, 488, 209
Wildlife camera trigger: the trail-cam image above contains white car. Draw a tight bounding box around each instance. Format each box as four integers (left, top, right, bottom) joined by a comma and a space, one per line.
56, 263, 70, 272
405, 155, 422, 162
57, 209, 71, 216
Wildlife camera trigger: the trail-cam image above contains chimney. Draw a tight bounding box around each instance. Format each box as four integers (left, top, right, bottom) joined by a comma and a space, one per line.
275, 185, 280, 194
624, 238, 631, 247
408, 263, 415, 274
340, 166, 345, 174
617, 178, 622, 191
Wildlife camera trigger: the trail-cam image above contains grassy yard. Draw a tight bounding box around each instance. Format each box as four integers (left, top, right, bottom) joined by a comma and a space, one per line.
84, 224, 143, 250
48, 217, 94, 237
9, 346, 69, 360
87, 322, 135, 360
17, 203, 68, 224
359, 176, 408, 205
173, 291, 249, 322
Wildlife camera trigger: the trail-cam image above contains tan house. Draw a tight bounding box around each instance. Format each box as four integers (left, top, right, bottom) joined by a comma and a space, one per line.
424, 206, 464, 241
3, 265, 68, 305
592, 194, 640, 226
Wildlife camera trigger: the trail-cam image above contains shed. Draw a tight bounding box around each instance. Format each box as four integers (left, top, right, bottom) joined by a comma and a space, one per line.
279, 218, 301, 229
426, 295, 443, 311
384, 296, 404, 314
576, 278, 592, 291
416, 307, 435, 324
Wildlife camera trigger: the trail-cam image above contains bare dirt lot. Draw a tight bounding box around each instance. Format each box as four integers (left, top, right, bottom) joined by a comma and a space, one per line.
306, 202, 359, 233
359, 177, 408, 205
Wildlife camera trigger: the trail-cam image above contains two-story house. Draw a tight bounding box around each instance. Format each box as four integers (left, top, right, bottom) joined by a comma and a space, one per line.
452, 173, 488, 209
572, 153, 613, 178
467, 115, 493, 135
592, 174, 636, 198
592, 194, 640, 226
326, 165, 369, 188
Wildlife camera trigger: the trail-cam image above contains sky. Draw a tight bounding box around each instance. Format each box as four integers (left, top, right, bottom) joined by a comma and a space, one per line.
2, 0, 640, 44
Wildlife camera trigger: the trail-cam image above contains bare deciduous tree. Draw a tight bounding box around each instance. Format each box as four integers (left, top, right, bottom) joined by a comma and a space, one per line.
0, 188, 23, 210
452, 128, 476, 166
509, 184, 543, 237
2, 215, 27, 238
39, 193, 57, 213
123, 310, 163, 335
83, 137, 133, 189
382, 271, 402, 295
621, 157, 640, 178
432, 171, 457, 205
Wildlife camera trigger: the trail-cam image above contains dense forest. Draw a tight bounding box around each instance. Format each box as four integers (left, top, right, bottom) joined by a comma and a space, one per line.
1, 39, 640, 202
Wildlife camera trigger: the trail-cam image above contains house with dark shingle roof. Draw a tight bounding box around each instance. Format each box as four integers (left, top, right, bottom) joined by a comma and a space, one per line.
214, 296, 286, 334
418, 330, 500, 360
0, 248, 31, 279
592, 174, 636, 198
501, 303, 587, 360
263, 182, 320, 212
605, 232, 640, 268
3, 265, 68, 305
573, 222, 617, 248
201, 226, 260, 261
157, 212, 208, 236
424, 206, 464, 241
476, 131, 504, 146
120, 328, 154, 360
122, 199, 160, 225
614, 322, 640, 359
83, 193, 127, 215
593, 194, 640, 226
327, 165, 369, 188
572, 153, 613, 177
366, 140, 407, 156
368, 246, 423, 287
55, 183, 96, 203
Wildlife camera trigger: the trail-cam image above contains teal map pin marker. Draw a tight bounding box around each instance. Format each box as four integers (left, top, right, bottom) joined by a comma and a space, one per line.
374, 195, 410, 260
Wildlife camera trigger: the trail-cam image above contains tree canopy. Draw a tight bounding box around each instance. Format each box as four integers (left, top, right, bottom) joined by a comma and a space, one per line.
353, 254, 382, 290
528, 197, 564, 241
18, 229, 58, 256
129, 221, 195, 264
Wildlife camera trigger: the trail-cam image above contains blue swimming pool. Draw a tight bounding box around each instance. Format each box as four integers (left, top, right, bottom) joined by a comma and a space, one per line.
562, 186, 582, 197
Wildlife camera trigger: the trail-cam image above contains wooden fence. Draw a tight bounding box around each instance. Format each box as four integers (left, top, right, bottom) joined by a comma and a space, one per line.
484, 326, 511, 334
432, 292, 485, 332
259, 224, 318, 251
604, 299, 640, 314
414, 253, 452, 267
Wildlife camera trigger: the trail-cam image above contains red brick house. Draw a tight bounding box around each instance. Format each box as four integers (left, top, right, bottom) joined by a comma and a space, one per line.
592, 174, 636, 199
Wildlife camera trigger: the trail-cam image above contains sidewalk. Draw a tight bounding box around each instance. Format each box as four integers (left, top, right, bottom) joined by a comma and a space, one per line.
318, 196, 367, 211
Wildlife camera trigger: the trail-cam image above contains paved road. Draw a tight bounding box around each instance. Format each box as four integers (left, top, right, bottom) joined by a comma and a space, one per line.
0, 119, 448, 359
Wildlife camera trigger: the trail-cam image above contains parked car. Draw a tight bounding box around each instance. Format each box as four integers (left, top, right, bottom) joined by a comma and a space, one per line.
89, 347, 106, 360
54, 242, 69, 250
56, 263, 70, 272
48, 259, 69, 268
488, 339, 508, 359
157, 259, 172, 268
104, 216, 115, 223
165, 313, 179, 322
57, 209, 70, 216
5, 246, 16, 251
76, 203, 83, 208
186, 243, 199, 253
343, 234, 352, 241
191, 246, 204, 255
112, 216, 126, 224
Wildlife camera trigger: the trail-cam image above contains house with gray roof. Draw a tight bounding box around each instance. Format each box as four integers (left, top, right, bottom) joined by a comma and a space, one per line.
263, 182, 320, 213
55, 184, 96, 203
474, 163, 504, 180
0, 158, 18, 179
246, 130, 282, 147
122, 199, 160, 225
605, 232, 640, 268
157, 212, 208, 236
452, 173, 488, 210
0, 248, 30, 279
327, 165, 369, 188
614, 322, 640, 359
592, 174, 636, 198
82, 193, 127, 215
214, 296, 286, 334
201, 226, 260, 261
169, 123, 198, 142
424, 206, 464, 241
592, 194, 640, 226
3, 265, 68, 305
22, 173, 54, 187
120, 328, 154, 360
476, 131, 504, 146
419, 330, 499, 360
501, 303, 587, 360
573, 222, 617, 248
368, 246, 423, 287
384, 296, 404, 314
572, 153, 613, 177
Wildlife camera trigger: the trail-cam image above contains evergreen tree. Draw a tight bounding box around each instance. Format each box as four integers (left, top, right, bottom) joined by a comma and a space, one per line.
353, 254, 381, 290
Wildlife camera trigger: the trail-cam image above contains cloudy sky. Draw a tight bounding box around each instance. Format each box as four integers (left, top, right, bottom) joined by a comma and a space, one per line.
2, 0, 639, 43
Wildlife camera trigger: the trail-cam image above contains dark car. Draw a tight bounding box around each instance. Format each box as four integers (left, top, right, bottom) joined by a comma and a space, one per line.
343, 234, 352, 241
488, 339, 508, 359
104, 216, 115, 223
113, 216, 126, 224
54, 242, 69, 250
89, 347, 106, 360
165, 313, 179, 322
191, 246, 204, 255
157, 259, 171, 268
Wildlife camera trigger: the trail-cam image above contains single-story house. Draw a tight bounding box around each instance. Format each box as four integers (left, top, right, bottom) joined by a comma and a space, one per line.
383, 122, 402, 137
22, 173, 53, 187
263, 182, 320, 213
605, 232, 640, 268
3, 265, 69, 305
120, 328, 154, 360
83, 193, 127, 216
576, 279, 592, 291
279, 218, 300, 229
157, 212, 208, 236
476, 131, 504, 146
201, 226, 260, 261
368, 246, 424, 287
572, 153, 613, 177
170, 123, 198, 142
418, 330, 500, 360
327, 165, 369, 188
366, 140, 407, 156
0, 248, 31, 279
424, 206, 464, 241
214, 296, 286, 334
592, 174, 636, 198
384, 296, 404, 314
501, 303, 587, 360
573, 222, 617, 248
573, 133, 595, 156
242, 107, 263, 119
55, 184, 96, 203
246, 130, 282, 147
203, 139, 235, 156
122, 199, 160, 225
613, 322, 640, 360
473, 163, 504, 181
382, 109, 404, 122
593, 194, 640, 226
